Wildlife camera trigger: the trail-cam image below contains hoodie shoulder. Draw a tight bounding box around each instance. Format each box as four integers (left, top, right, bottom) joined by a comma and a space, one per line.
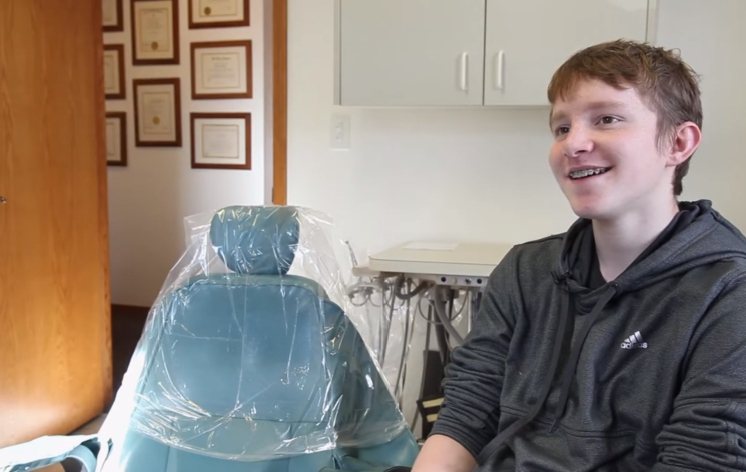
518, 232, 566, 247
505, 232, 568, 273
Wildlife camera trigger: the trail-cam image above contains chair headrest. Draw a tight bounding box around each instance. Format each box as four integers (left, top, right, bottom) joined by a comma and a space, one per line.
210, 206, 300, 275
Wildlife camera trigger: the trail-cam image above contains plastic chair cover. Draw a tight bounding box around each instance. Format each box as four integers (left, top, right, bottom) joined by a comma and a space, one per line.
92, 206, 419, 470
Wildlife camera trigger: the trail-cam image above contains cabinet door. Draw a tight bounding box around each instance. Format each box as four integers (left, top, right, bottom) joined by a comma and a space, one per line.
337, 0, 485, 106
484, 0, 649, 106
0, 0, 111, 446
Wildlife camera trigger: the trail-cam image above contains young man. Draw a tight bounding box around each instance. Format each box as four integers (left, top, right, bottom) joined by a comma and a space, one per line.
412, 40, 746, 470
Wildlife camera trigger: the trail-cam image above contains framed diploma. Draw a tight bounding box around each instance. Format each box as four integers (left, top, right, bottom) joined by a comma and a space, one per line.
133, 78, 182, 147
102, 0, 124, 32
105, 112, 127, 166
103, 44, 126, 99
190, 113, 251, 169
189, 0, 249, 29
191, 40, 252, 99
131, 0, 179, 65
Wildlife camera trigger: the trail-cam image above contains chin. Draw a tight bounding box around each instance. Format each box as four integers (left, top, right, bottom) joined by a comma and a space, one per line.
567, 200, 606, 220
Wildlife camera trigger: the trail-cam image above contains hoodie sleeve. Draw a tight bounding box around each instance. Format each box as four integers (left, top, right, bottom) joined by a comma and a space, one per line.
429, 249, 518, 457
652, 275, 746, 471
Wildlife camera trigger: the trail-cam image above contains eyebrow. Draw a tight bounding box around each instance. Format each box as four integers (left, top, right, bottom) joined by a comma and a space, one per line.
549, 100, 629, 128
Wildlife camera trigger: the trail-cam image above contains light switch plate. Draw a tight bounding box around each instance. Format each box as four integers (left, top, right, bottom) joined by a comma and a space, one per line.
330, 113, 351, 149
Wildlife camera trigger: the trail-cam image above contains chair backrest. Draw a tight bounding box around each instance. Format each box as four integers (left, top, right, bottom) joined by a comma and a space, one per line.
103, 206, 417, 470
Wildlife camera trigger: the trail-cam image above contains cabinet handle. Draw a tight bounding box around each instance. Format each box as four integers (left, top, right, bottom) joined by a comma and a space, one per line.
495, 50, 505, 90
0, 196, 6, 204
459, 52, 468, 91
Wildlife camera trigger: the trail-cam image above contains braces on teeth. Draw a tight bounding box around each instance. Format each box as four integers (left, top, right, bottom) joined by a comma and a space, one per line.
570, 168, 608, 179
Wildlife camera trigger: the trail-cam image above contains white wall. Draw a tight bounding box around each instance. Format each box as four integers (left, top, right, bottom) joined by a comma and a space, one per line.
288, 0, 746, 263
105, 0, 268, 306
287, 0, 746, 430
655, 0, 746, 213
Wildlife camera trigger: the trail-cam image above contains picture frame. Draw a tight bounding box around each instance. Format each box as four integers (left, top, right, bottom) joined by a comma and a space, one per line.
105, 112, 127, 166
188, 0, 250, 29
190, 112, 251, 169
133, 78, 182, 147
102, 0, 124, 32
103, 44, 126, 99
191, 40, 252, 99
131, 0, 179, 65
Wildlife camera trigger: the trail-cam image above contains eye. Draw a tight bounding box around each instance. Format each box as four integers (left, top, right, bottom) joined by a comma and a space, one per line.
598, 115, 621, 125
553, 125, 570, 137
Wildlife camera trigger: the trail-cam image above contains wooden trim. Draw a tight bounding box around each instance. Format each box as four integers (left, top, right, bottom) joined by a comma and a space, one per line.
95, 0, 115, 413
272, 0, 287, 204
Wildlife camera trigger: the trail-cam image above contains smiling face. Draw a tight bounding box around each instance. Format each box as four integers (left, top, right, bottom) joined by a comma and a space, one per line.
549, 78, 680, 224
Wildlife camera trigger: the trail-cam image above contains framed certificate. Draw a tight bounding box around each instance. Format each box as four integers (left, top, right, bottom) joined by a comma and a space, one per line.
190, 113, 251, 169
191, 40, 252, 99
103, 44, 125, 99
189, 0, 249, 29
105, 112, 127, 166
133, 78, 182, 147
102, 0, 124, 32
131, 0, 179, 65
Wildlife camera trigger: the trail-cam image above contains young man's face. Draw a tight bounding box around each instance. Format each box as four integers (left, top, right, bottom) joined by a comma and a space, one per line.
548, 78, 677, 223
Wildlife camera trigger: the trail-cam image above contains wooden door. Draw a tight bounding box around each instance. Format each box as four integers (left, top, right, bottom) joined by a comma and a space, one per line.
0, 0, 112, 446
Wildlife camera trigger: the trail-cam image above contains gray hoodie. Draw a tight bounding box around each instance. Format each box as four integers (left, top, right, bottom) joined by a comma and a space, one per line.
432, 200, 746, 471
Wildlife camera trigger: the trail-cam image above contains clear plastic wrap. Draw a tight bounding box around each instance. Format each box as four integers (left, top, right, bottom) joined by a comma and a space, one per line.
97, 206, 418, 470
346, 272, 474, 438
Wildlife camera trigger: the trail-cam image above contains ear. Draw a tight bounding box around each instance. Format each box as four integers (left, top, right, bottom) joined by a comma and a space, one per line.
666, 121, 702, 167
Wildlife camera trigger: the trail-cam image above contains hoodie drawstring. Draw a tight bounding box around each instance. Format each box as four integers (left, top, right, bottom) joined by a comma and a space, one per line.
549, 283, 618, 432
476, 280, 619, 467
476, 276, 573, 467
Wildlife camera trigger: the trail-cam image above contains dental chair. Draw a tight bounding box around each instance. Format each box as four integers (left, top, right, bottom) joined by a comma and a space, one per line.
0, 206, 418, 471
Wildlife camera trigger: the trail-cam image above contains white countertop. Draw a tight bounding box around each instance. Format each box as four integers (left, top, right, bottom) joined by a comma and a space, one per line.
367, 241, 513, 279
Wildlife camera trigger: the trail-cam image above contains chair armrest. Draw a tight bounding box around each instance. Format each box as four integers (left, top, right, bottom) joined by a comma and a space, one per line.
0, 434, 98, 472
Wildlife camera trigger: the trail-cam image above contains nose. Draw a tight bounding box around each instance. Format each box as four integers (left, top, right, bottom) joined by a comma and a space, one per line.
563, 125, 594, 157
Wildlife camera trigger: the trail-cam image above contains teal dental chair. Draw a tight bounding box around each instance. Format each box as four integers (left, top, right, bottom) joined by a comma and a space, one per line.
0, 206, 418, 471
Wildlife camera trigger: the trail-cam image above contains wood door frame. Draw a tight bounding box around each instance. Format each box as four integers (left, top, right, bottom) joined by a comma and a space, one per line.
272, 0, 287, 204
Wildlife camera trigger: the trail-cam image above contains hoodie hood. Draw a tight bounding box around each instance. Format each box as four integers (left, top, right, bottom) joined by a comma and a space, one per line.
554, 200, 746, 297
540, 199, 746, 436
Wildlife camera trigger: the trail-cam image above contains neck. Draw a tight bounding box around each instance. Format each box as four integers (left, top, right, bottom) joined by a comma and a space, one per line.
592, 200, 680, 281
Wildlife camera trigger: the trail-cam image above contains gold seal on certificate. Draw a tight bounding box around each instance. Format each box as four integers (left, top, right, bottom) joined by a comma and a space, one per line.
132, 0, 179, 64
133, 78, 182, 147
189, 0, 249, 28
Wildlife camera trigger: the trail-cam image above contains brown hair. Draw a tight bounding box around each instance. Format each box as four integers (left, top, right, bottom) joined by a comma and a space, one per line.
547, 39, 702, 196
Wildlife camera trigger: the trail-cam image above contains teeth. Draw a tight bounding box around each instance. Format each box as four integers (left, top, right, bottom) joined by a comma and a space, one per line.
570, 168, 608, 179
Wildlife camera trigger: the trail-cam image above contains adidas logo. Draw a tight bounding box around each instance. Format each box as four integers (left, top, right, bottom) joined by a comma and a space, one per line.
620, 331, 648, 350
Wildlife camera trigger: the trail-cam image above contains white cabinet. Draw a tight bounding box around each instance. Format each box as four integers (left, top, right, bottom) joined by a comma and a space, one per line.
484, 0, 650, 106
336, 0, 485, 106
335, 0, 652, 106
